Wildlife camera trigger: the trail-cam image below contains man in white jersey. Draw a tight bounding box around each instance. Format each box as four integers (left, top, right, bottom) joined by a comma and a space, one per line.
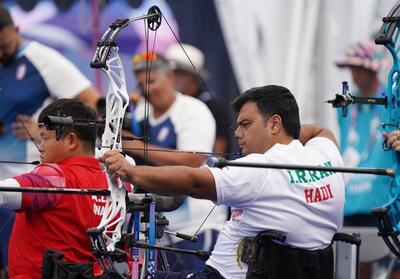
101, 85, 345, 279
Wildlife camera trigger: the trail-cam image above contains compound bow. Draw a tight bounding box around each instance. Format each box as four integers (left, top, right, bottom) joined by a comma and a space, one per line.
86, 6, 162, 278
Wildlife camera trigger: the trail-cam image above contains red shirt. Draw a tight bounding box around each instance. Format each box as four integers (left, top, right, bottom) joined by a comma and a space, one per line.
9, 157, 108, 279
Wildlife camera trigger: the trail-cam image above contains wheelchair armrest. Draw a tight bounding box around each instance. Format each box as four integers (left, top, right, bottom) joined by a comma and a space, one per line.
332, 232, 362, 246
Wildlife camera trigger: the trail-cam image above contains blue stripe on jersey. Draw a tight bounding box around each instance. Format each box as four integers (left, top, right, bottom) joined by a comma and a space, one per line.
141, 118, 177, 149
0, 56, 50, 161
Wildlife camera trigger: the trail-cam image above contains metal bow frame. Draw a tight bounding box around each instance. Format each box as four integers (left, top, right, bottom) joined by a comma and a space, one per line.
85, 6, 162, 278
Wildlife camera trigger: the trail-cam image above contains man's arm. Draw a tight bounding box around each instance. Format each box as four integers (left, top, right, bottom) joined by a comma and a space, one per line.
298, 124, 338, 147
122, 133, 207, 167
101, 150, 217, 201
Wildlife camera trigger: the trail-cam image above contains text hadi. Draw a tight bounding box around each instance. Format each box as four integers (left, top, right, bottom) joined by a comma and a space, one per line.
304, 184, 334, 203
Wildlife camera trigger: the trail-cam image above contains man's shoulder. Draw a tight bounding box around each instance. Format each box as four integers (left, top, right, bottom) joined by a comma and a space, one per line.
236, 153, 267, 163
174, 93, 214, 116
305, 137, 337, 149
176, 92, 209, 108
32, 163, 64, 179
304, 137, 343, 167
14, 163, 66, 189
24, 41, 65, 62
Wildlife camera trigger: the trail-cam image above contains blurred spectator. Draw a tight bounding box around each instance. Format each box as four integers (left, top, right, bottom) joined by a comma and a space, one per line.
335, 40, 399, 279
0, 4, 100, 277
166, 43, 231, 156
123, 51, 228, 271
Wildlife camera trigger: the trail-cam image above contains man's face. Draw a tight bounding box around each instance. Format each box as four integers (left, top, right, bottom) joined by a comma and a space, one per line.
135, 69, 174, 109
38, 127, 69, 164
0, 25, 20, 66
234, 101, 270, 156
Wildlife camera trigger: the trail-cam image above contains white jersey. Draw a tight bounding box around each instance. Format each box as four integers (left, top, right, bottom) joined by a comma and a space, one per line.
0, 41, 92, 179
206, 138, 345, 279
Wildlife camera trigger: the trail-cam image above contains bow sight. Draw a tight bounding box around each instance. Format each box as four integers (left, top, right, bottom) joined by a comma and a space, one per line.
327, 81, 387, 118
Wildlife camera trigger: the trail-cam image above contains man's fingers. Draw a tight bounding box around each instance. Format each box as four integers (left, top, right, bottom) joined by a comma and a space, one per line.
387, 135, 396, 147
101, 151, 132, 182
391, 138, 400, 150
386, 131, 400, 149
110, 170, 120, 181
101, 150, 121, 163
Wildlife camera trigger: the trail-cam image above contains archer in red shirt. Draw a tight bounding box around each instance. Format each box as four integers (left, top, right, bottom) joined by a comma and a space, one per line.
0, 99, 108, 279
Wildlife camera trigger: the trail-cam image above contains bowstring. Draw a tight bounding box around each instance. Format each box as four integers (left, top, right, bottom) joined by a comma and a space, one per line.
133, 9, 233, 277
160, 14, 238, 155
160, 12, 231, 248
137, 15, 159, 278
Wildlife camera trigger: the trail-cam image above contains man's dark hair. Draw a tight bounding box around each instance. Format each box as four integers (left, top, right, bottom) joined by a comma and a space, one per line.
0, 4, 13, 30
232, 85, 301, 138
38, 98, 97, 151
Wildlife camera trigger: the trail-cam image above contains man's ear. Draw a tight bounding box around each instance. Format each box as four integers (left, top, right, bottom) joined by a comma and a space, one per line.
64, 132, 79, 151
269, 114, 282, 135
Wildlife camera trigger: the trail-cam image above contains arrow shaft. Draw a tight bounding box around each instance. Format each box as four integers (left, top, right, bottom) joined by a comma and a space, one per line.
212, 159, 394, 176
0, 186, 110, 196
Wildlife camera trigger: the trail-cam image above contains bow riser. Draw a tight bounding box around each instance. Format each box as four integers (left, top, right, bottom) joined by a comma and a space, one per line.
97, 47, 129, 252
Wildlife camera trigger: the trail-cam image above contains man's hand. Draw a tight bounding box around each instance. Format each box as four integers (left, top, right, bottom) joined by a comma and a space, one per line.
384, 131, 400, 151
12, 115, 40, 142
100, 150, 134, 183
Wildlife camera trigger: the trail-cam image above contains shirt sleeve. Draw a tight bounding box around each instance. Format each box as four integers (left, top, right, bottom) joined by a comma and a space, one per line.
173, 95, 216, 152
207, 154, 269, 208
24, 42, 92, 99
13, 163, 66, 211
